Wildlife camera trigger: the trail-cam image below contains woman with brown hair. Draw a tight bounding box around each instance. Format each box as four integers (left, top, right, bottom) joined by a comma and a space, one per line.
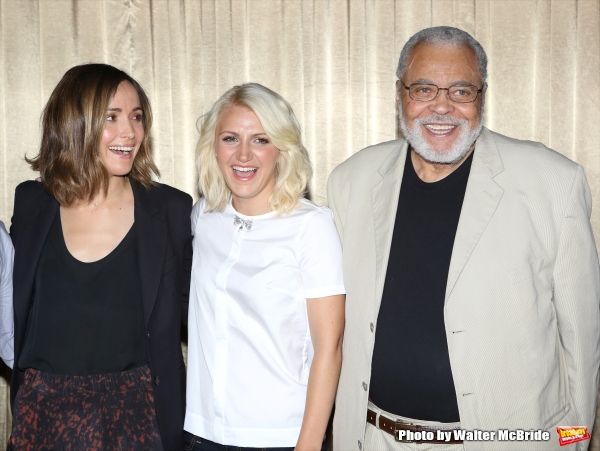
8, 63, 192, 450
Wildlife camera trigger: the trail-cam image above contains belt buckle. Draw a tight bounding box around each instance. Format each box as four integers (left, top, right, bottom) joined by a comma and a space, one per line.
394, 421, 419, 443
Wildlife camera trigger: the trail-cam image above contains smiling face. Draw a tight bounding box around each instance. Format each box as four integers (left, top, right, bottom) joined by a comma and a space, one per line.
216, 105, 280, 215
99, 81, 145, 177
398, 43, 484, 164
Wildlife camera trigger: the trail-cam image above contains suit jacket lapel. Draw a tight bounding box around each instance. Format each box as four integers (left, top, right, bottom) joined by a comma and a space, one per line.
445, 128, 504, 301
13, 188, 58, 339
132, 181, 167, 326
371, 140, 408, 310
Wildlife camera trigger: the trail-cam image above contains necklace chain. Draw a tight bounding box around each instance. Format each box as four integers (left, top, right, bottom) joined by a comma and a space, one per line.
92, 184, 127, 207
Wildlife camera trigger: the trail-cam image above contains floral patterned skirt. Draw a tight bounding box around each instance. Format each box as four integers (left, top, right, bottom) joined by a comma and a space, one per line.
8, 365, 163, 450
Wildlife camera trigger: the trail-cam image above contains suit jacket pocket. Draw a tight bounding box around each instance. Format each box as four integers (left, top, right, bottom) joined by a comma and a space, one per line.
543, 402, 571, 430
508, 258, 544, 284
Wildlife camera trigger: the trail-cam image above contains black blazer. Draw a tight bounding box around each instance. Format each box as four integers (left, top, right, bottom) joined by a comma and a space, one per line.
10, 180, 193, 451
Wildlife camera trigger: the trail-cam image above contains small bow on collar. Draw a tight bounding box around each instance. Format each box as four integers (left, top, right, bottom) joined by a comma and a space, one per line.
233, 215, 253, 231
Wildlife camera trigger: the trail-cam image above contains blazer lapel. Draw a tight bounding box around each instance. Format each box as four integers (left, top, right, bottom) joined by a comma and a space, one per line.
371, 140, 408, 310
445, 128, 504, 301
13, 187, 58, 339
132, 181, 167, 326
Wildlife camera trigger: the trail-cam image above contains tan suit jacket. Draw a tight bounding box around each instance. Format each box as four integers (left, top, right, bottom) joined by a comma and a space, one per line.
327, 128, 600, 451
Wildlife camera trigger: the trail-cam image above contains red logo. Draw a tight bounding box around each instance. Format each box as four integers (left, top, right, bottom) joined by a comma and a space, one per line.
556, 427, 590, 446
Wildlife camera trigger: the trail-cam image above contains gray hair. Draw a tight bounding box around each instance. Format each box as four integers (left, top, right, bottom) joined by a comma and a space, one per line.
396, 26, 488, 87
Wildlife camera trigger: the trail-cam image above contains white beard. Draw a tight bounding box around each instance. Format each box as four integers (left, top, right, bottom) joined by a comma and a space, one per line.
399, 111, 483, 165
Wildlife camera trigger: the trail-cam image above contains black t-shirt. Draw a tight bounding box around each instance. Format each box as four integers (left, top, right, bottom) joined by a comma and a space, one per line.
19, 214, 148, 375
369, 149, 473, 422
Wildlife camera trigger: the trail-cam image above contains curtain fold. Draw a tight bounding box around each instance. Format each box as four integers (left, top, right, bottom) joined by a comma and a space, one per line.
0, 0, 599, 447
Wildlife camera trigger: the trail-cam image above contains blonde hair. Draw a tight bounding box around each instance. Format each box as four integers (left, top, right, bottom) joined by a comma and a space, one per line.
196, 83, 312, 215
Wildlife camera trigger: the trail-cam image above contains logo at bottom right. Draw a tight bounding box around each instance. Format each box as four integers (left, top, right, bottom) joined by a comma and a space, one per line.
556, 427, 590, 446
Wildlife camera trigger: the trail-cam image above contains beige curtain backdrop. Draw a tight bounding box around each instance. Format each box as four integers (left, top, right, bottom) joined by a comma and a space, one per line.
0, 0, 599, 448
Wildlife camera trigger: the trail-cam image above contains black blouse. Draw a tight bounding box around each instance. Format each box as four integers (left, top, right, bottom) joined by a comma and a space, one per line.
18, 214, 147, 375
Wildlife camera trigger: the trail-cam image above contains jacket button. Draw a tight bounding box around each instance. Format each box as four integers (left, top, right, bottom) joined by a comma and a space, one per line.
362, 382, 368, 391
154, 376, 160, 386
370, 323, 374, 332
147, 331, 151, 339
358, 440, 362, 450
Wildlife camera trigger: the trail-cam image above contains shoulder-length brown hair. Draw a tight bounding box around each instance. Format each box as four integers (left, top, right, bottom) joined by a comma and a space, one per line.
27, 63, 159, 205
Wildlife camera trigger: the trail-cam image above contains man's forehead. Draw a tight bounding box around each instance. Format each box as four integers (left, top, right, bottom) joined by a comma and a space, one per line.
403, 43, 480, 84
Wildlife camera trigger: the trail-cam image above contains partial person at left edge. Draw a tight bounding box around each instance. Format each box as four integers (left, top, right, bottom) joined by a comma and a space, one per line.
0, 220, 14, 369
9, 63, 192, 451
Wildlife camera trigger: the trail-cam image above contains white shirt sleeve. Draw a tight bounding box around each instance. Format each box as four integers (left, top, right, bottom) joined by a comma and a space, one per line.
0, 221, 14, 369
191, 198, 206, 237
298, 207, 345, 299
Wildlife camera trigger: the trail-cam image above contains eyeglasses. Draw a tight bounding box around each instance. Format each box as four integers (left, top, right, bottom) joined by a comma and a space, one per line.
401, 80, 484, 103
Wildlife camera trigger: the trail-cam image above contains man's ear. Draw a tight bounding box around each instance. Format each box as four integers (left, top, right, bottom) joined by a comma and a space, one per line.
395, 80, 401, 105
480, 83, 487, 108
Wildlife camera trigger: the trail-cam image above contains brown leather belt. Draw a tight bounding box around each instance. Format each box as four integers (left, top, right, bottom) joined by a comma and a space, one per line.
367, 409, 463, 444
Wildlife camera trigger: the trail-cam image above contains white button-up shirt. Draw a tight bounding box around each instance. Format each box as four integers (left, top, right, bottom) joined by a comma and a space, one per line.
185, 198, 345, 447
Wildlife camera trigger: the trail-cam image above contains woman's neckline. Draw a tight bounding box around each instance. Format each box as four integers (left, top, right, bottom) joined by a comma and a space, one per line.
226, 202, 277, 220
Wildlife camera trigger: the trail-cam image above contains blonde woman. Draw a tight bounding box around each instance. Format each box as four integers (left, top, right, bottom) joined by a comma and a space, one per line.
185, 83, 345, 451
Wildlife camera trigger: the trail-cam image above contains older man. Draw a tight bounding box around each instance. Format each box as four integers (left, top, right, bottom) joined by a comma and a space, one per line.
328, 26, 600, 451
